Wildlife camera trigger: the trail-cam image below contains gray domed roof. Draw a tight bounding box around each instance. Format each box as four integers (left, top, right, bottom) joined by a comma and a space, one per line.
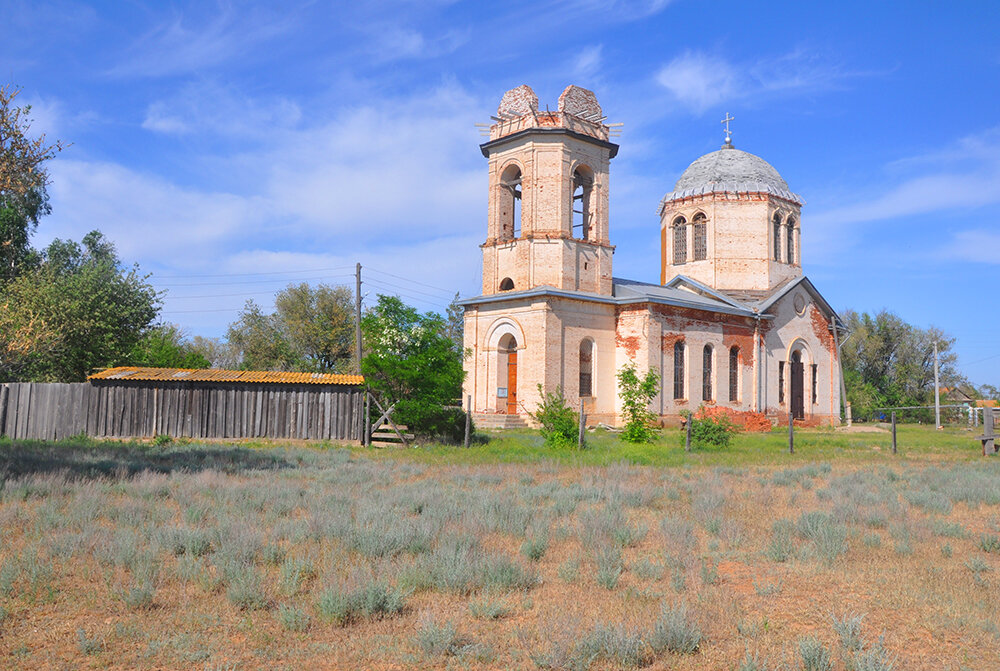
659, 145, 803, 209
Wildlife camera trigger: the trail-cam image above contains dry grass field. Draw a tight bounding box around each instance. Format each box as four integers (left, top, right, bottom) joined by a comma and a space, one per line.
1, 427, 998, 670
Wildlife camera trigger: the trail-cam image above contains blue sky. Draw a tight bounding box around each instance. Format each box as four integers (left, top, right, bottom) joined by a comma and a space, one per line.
5, 0, 999, 385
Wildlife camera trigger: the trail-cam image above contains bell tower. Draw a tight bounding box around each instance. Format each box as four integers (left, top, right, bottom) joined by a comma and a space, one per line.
479, 85, 618, 296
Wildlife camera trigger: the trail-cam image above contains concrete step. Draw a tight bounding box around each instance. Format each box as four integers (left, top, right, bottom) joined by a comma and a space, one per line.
473, 413, 530, 430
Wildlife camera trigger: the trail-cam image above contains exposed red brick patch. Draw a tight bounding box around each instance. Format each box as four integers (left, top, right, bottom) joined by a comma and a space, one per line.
695, 405, 772, 432
722, 324, 755, 361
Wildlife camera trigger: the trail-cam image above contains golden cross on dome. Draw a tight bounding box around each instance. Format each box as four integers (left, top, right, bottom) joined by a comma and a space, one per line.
721, 112, 735, 145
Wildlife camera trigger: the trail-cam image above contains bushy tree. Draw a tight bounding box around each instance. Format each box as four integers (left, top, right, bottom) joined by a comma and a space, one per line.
839, 309, 961, 420
128, 324, 210, 369
225, 300, 299, 371
617, 363, 660, 443
275, 283, 355, 372
0, 83, 67, 282
224, 283, 356, 372
0, 231, 160, 381
361, 295, 465, 441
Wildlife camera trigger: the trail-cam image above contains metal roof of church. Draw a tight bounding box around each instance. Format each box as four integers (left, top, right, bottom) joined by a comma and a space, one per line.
659, 146, 803, 207
89, 367, 364, 385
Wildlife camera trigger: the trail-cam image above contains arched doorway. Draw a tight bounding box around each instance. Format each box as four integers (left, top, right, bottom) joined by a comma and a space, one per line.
498, 334, 518, 414
790, 350, 805, 420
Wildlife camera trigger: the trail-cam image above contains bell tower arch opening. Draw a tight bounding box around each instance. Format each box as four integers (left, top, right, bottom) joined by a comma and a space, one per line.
572, 165, 595, 241
499, 163, 522, 241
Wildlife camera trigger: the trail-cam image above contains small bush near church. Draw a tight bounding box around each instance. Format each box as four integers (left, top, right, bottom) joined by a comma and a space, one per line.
617, 363, 660, 443
688, 413, 739, 449
530, 385, 579, 448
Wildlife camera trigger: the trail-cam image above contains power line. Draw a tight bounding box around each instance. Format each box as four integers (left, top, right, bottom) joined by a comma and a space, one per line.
366, 267, 457, 296
155, 273, 355, 288
152, 265, 354, 279
166, 284, 352, 300
365, 276, 457, 302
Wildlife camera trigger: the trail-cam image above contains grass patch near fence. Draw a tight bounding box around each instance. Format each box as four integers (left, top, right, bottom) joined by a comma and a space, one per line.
358, 423, 985, 468
0, 425, 996, 669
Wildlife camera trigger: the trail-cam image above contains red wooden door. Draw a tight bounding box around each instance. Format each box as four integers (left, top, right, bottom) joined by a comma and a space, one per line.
506, 350, 518, 414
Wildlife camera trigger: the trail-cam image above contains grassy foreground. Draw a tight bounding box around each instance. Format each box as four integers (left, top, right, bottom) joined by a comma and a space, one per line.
0, 426, 997, 669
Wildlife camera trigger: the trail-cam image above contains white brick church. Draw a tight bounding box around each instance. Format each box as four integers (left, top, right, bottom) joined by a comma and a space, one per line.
459, 85, 844, 428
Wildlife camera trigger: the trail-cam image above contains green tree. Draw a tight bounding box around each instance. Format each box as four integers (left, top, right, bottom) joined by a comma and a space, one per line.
444, 292, 465, 352
274, 282, 355, 372
128, 324, 211, 369
839, 309, 961, 419
617, 362, 660, 443
361, 294, 465, 441
225, 300, 299, 371
0, 84, 67, 282
0, 230, 160, 381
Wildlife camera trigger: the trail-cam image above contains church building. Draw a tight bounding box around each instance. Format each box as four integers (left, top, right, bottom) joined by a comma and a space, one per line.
460, 85, 845, 428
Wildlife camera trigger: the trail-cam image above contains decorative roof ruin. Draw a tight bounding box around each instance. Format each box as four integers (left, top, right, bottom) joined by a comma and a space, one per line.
557, 85, 602, 119
497, 85, 538, 117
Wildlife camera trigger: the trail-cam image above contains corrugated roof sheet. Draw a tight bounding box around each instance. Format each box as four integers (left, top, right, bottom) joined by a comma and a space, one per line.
88, 367, 364, 386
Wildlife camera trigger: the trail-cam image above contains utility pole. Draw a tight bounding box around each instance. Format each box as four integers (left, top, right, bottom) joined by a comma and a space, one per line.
355, 263, 363, 374
933, 341, 941, 430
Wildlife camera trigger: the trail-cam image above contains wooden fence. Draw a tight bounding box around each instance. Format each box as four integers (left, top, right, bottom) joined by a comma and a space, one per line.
0, 382, 364, 442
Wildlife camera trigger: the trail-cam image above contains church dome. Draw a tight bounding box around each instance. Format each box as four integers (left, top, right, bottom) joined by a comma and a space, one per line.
660, 145, 803, 207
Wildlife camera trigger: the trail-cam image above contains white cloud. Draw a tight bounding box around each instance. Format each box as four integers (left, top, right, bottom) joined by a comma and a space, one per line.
573, 44, 603, 79
810, 128, 1000, 228
656, 51, 737, 112
141, 82, 302, 138
42, 82, 491, 335
943, 229, 1000, 264
107, 6, 295, 78
656, 48, 864, 113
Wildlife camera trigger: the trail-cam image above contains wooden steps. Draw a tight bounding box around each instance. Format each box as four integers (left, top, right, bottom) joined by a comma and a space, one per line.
370, 424, 414, 448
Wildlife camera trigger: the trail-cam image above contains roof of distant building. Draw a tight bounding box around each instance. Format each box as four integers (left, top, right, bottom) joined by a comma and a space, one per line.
88, 367, 364, 385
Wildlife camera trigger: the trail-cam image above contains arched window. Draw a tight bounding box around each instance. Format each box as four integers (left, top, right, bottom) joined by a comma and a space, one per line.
672, 216, 687, 265
672, 340, 685, 399
499, 277, 514, 291
729, 346, 739, 403
499, 164, 522, 241
579, 339, 593, 397
702, 344, 714, 401
786, 217, 796, 265
692, 213, 707, 261
572, 166, 594, 240
772, 213, 783, 262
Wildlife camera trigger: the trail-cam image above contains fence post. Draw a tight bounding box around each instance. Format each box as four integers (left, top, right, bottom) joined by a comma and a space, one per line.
685, 416, 692, 452
363, 390, 370, 447
464, 395, 471, 449
983, 407, 996, 456
578, 399, 585, 450
891, 411, 897, 455
788, 413, 794, 454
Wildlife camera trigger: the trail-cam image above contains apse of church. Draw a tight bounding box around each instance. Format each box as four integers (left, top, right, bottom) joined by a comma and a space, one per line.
460, 86, 844, 430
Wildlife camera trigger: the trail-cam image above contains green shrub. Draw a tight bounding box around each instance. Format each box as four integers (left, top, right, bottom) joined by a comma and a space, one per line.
617, 363, 660, 444
530, 385, 578, 448
687, 414, 738, 448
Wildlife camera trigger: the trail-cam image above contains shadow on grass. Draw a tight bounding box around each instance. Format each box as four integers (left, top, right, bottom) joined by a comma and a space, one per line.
0, 437, 296, 481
